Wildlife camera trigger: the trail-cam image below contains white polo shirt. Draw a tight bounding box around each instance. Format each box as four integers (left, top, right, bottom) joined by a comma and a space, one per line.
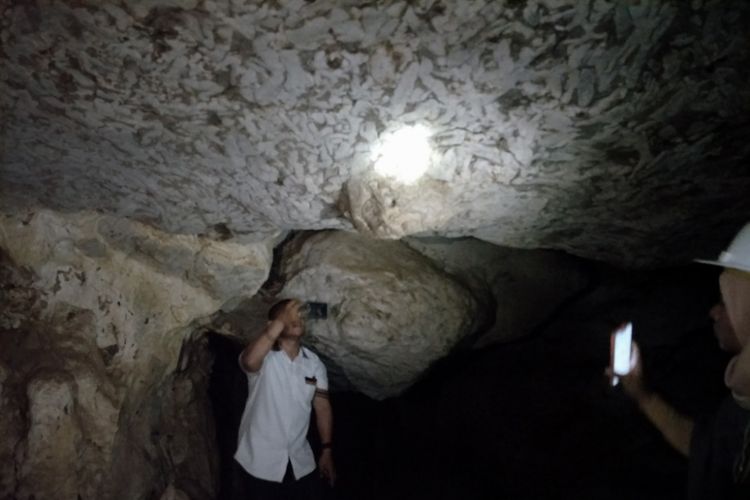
234, 346, 329, 482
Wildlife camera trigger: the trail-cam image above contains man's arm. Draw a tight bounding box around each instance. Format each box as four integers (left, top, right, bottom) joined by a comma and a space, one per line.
313, 391, 336, 485
239, 320, 284, 372
633, 392, 695, 457
618, 341, 695, 457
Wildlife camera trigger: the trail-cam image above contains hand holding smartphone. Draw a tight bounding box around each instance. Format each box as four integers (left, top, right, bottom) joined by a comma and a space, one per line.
301, 301, 328, 320
610, 322, 633, 387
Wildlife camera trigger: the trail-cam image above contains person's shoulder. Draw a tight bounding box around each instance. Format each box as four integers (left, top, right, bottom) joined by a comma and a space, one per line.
302, 346, 323, 364
261, 349, 282, 365
268, 349, 284, 359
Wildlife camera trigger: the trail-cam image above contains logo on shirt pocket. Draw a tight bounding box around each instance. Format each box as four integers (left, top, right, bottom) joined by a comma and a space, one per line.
304, 376, 317, 386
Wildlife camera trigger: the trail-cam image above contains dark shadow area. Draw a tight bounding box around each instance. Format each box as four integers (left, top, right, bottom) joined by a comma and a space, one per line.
208, 265, 732, 500
208, 333, 250, 500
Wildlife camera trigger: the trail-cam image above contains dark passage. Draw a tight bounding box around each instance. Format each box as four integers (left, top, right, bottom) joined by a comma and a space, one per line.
208, 266, 731, 500
208, 333, 250, 500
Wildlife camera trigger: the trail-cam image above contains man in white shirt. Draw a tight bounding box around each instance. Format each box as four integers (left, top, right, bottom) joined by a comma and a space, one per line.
235, 299, 335, 499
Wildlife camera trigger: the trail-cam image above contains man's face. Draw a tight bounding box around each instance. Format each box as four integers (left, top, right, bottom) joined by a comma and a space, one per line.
710, 302, 741, 353
719, 269, 750, 347
282, 309, 305, 338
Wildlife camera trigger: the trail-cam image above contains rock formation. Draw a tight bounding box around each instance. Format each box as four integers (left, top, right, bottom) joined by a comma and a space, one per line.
1, 1, 749, 499
2, 1, 749, 266
0, 210, 274, 500
404, 237, 591, 345
279, 231, 478, 399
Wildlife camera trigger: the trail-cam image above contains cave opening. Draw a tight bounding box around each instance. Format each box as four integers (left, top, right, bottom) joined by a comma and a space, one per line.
203, 264, 732, 500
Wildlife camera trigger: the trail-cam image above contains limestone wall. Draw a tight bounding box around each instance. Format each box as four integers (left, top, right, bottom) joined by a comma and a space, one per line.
0, 210, 274, 500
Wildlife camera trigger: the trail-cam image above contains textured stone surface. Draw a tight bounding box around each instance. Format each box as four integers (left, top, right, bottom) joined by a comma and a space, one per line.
279, 231, 479, 399
404, 236, 591, 345
1, 0, 750, 494
2, 1, 750, 267
0, 210, 273, 500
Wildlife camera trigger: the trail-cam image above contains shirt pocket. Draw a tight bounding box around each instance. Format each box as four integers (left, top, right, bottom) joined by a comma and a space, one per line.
301, 375, 317, 402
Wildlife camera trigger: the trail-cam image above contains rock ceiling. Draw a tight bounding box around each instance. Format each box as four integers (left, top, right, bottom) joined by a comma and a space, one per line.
2, 0, 750, 267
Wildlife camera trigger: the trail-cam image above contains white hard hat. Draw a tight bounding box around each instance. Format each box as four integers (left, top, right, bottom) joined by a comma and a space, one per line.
696, 222, 750, 273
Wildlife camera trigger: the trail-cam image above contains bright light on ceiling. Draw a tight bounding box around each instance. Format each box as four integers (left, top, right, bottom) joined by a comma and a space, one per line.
372, 124, 432, 184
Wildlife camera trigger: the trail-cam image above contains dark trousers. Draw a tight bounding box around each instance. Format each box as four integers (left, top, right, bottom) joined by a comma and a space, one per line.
244, 461, 322, 500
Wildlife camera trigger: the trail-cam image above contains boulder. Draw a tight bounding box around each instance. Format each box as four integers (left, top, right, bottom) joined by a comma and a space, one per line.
279, 231, 479, 399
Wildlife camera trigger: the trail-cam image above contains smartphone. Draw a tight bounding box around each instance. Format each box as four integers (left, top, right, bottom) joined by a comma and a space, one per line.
610, 322, 633, 386
302, 301, 328, 320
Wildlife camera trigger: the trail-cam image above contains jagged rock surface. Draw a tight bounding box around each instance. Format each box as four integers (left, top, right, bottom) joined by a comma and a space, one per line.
0, 210, 274, 500
1, 0, 750, 497
2, 1, 750, 266
279, 231, 479, 399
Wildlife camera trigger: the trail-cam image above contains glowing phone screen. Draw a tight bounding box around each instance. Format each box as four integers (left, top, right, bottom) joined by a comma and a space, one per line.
611, 322, 633, 386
